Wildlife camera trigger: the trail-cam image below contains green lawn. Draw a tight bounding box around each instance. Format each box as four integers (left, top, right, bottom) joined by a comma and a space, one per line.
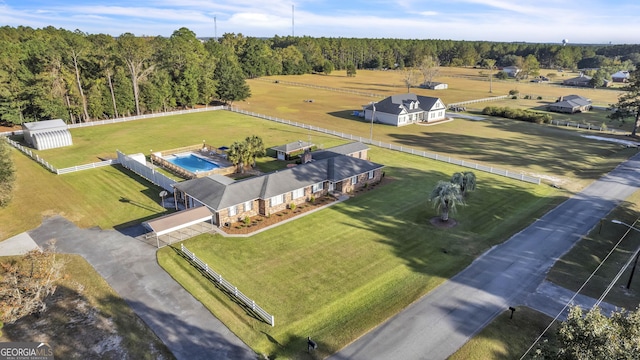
20, 111, 346, 169
547, 189, 640, 310
449, 307, 554, 360
0, 149, 169, 239
158, 147, 561, 359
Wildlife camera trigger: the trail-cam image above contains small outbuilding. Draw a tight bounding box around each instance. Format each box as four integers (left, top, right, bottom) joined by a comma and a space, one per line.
271, 141, 315, 160
21, 119, 72, 150
611, 70, 630, 83
548, 95, 592, 114
421, 82, 448, 90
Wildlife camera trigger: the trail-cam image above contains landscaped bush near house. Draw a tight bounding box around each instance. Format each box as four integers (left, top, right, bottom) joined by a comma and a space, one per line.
289, 202, 296, 211
482, 106, 552, 124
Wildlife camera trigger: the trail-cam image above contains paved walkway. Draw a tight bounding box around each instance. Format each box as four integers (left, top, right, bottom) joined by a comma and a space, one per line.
27, 216, 257, 360
524, 281, 618, 320
0, 232, 39, 255
330, 152, 640, 360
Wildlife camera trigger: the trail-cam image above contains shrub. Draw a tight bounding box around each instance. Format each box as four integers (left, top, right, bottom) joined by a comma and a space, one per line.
481, 106, 551, 124
244, 216, 251, 226
289, 202, 296, 211
537, 96, 543, 100
508, 89, 520, 96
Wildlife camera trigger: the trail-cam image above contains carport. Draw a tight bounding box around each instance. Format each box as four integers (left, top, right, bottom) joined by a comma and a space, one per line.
143, 206, 214, 248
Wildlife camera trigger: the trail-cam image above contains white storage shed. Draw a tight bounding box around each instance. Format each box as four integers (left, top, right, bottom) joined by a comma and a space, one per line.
21, 119, 73, 150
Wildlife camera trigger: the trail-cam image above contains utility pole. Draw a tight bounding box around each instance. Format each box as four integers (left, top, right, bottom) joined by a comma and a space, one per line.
292, 5, 295, 37
370, 102, 376, 143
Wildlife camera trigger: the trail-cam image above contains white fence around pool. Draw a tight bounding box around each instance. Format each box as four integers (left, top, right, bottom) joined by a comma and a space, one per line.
117, 151, 176, 192
180, 244, 275, 326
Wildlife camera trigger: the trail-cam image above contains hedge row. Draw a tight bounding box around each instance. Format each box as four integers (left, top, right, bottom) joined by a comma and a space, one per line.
482, 106, 552, 124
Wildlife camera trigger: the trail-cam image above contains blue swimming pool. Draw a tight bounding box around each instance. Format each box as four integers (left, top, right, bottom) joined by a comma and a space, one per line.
166, 154, 220, 173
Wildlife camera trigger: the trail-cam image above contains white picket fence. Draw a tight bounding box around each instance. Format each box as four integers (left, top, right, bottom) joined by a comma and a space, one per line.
0, 106, 227, 137
117, 151, 176, 192
56, 160, 117, 174
4, 137, 57, 173
228, 107, 542, 185
180, 244, 274, 326
448, 95, 510, 108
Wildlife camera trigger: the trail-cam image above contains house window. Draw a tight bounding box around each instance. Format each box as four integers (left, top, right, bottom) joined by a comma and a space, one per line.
229, 205, 237, 216
270, 194, 284, 207
312, 182, 323, 193
351, 176, 358, 185
368, 170, 374, 179
244, 201, 252, 212
292, 188, 304, 199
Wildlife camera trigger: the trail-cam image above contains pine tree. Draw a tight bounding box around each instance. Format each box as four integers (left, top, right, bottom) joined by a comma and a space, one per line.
609, 68, 640, 136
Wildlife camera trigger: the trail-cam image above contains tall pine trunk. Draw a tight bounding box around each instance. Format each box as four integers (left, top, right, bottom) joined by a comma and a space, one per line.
71, 50, 89, 121
106, 70, 118, 118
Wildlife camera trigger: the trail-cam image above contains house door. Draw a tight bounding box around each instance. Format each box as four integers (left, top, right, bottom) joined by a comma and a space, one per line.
328, 182, 334, 192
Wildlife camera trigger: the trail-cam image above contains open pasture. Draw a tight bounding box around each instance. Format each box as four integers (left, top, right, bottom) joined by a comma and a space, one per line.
241, 76, 634, 191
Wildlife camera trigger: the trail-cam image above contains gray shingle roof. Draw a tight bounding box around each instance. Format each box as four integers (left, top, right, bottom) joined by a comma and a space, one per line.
22, 119, 67, 132
312, 142, 369, 160
270, 141, 314, 154
364, 93, 443, 115
173, 142, 384, 211
553, 95, 591, 109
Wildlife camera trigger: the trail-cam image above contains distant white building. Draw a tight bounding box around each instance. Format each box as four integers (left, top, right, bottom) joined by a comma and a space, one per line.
21, 119, 73, 150
363, 93, 447, 127
611, 70, 630, 83
502, 66, 521, 78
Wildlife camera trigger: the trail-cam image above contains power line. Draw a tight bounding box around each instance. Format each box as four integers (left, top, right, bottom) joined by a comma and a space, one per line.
519, 220, 638, 359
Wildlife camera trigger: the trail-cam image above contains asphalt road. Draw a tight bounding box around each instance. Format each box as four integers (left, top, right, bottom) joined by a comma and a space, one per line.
28, 217, 257, 360
330, 152, 640, 360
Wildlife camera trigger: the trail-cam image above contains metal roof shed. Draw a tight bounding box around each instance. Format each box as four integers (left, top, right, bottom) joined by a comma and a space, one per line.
21, 119, 73, 150
143, 206, 214, 247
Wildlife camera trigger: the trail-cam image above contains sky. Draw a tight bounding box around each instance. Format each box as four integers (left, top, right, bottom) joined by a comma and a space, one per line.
1, 0, 639, 44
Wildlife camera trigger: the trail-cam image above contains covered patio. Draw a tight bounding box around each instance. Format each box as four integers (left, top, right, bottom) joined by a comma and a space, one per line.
142, 206, 215, 248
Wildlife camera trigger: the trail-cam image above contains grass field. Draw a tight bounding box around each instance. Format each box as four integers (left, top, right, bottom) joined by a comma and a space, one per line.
0, 150, 169, 239
240, 77, 634, 192
157, 146, 561, 359
449, 307, 554, 360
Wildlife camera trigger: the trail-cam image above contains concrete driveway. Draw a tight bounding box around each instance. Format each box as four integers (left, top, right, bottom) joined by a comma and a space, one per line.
27, 216, 257, 360
330, 152, 640, 360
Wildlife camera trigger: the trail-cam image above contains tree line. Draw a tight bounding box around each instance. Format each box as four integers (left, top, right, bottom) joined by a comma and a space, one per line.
2, 25, 639, 125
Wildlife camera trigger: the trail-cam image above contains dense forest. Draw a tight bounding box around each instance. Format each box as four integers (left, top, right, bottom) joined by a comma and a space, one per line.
1, 25, 639, 125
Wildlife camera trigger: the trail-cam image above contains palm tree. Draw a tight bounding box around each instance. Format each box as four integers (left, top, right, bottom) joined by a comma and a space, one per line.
245, 135, 265, 167
227, 141, 247, 173
451, 171, 477, 196
429, 181, 464, 222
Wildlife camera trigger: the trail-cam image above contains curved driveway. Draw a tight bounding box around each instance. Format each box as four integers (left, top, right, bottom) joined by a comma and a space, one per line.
28, 217, 257, 360
331, 152, 640, 360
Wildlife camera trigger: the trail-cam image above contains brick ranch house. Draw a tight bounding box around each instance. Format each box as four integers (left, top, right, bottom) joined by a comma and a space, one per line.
172, 142, 384, 226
